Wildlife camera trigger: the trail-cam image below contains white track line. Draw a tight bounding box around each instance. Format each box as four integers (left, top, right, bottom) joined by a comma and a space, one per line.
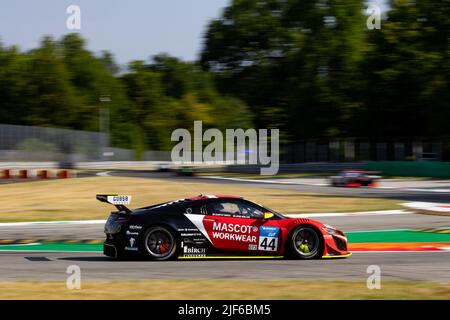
0, 250, 103, 253
288, 210, 408, 218
402, 201, 450, 213
0, 220, 106, 227
0, 243, 40, 247
96, 171, 112, 177
201, 176, 450, 193
404, 188, 450, 193
199, 176, 327, 186
346, 228, 407, 233
0, 249, 447, 254
0, 210, 409, 227
351, 250, 450, 253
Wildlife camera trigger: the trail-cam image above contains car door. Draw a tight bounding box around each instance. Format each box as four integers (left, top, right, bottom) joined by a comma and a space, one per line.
202, 199, 281, 254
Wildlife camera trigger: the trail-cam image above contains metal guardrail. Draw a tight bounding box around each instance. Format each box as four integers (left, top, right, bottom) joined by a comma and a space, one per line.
0, 161, 364, 173
227, 162, 365, 173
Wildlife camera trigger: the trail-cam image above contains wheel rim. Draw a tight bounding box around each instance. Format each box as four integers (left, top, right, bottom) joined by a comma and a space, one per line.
292, 227, 320, 257
145, 228, 175, 258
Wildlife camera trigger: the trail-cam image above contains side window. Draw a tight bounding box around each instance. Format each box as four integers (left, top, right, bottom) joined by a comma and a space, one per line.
237, 201, 264, 219
184, 204, 206, 215
207, 201, 241, 217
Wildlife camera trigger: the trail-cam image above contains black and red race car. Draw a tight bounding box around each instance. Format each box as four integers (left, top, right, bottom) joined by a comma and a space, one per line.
97, 194, 351, 261
330, 170, 381, 187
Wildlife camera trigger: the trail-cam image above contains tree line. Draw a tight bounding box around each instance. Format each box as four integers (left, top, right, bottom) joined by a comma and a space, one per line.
0, 0, 448, 154
202, 0, 449, 142
0, 34, 252, 153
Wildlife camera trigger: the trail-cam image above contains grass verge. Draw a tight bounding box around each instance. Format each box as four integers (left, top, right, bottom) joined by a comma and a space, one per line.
0, 279, 448, 299
197, 171, 334, 180
0, 176, 400, 222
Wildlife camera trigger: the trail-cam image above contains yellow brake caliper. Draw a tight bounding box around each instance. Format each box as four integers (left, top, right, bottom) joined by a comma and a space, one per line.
298, 243, 310, 253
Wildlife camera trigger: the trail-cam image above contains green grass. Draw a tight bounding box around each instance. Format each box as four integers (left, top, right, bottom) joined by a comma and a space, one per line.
0, 176, 401, 222
347, 230, 450, 243
0, 280, 448, 299
2, 230, 449, 252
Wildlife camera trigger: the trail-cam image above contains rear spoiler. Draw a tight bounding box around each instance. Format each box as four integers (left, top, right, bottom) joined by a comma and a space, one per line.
96, 194, 132, 213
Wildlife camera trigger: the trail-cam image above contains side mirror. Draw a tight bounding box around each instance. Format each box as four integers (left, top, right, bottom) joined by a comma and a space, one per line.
263, 212, 274, 220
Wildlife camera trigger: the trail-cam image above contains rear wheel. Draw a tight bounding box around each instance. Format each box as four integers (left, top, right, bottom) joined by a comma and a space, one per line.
286, 226, 323, 259
141, 226, 178, 261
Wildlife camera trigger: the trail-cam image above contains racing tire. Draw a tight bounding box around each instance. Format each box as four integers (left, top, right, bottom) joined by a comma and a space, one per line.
285, 225, 323, 260
141, 226, 179, 261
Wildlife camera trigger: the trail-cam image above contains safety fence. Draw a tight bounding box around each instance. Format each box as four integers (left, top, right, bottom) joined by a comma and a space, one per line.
365, 161, 450, 178
0, 168, 76, 179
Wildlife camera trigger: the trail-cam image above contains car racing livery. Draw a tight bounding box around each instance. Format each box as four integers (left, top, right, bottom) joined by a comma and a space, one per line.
97, 194, 351, 260
330, 170, 380, 187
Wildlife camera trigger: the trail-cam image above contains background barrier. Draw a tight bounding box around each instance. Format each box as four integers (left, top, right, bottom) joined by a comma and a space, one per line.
365, 161, 450, 178
1, 169, 75, 179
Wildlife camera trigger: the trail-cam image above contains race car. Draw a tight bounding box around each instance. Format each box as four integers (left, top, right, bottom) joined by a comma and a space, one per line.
330, 170, 380, 187
97, 194, 351, 261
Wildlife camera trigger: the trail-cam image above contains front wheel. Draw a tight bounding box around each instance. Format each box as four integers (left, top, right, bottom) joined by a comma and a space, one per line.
286, 226, 323, 259
141, 226, 178, 261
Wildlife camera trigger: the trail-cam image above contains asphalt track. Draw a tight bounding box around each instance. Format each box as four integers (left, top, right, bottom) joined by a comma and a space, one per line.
110, 171, 450, 203
0, 170, 449, 282
1, 212, 449, 239
1, 213, 449, 282
0, 251, 449, 282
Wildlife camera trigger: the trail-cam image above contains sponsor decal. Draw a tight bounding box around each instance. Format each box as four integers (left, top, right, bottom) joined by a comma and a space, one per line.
107, 195, 131, 205
211, 222, 257, 242
178, 228, 200, 232
181, 242, 207, 257
213, 222, 253, 234
180, 233, 203, 237
258, 226, 279, 251
212, 232, 257, 242
183, 246, 206, 255
248, 244, 258, 251
125, 237, 138, 251
126, 231, 139, 236
211, 213, 231, 217
129, 225, 142, 230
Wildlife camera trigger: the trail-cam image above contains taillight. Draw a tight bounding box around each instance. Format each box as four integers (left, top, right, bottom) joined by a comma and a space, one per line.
105, 213, 131, 234
114, 215, 131, 223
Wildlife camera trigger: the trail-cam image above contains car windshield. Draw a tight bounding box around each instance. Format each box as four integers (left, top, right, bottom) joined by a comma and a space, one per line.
249, 200, 287, 219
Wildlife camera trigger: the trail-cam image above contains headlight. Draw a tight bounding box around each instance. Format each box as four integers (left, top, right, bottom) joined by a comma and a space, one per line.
322, 227, 338, 235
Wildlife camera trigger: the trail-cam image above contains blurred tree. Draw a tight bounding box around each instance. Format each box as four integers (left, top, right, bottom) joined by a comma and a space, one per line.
60, 33, 127, 132
0, 44, 30, 124
25, 36, 78, 127
121, 55, 253, 151
201, 0, 367, 141
150, 54, 253, 131
0, 33, 253, 154
2, 0, 447, 155
121, 60, 167, 150
202, 0, 450, 142
100, 50, 120, 75
360, 0, 450, 138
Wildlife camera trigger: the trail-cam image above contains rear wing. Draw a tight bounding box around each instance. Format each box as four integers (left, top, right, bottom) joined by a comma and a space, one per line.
96, 194, 132, 213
